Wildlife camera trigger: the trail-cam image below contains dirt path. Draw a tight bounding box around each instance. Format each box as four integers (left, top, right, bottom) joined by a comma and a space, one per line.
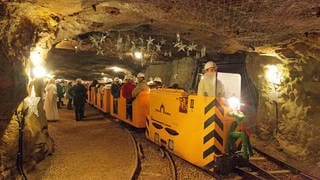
27, 105, 136, 180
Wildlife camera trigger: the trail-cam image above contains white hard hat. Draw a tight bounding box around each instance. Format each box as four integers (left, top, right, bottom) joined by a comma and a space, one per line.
107, 78, 113, 83
154, 77, 162, 83
137, 72, 145, 78
124, 75, 132, 80
204, 61, 217, 70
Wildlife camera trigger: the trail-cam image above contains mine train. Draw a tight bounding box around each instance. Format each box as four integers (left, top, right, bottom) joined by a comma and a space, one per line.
87, 82, 250, 174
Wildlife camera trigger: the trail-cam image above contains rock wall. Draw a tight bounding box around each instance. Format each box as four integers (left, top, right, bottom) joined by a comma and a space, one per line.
0, 3, 58, 179
144, 57, 197, 91
246, 36, 320, 163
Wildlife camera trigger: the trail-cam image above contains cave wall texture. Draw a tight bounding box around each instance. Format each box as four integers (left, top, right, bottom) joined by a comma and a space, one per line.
144, 56, 197, 91
246, 36, 320, 164
0, 0, 320, 178
0, 3, 56, 178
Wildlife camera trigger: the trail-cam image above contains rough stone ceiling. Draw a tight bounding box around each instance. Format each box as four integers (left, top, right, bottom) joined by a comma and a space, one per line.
17, 0, 320, 80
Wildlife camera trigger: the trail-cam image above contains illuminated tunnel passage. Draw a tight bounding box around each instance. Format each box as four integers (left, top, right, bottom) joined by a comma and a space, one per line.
27, 104, 136, 179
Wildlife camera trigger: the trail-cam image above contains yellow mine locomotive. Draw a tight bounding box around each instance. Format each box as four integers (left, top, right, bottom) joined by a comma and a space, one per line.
87, 73, 252, 174
145, 88, 236, 173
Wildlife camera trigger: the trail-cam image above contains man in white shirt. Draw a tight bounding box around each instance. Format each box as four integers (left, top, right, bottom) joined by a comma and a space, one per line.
197, 61, 225, 97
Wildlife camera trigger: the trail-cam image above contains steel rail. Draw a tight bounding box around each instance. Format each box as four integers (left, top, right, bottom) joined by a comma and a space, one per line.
253, 146, 318, 180
125, 128, 140, 180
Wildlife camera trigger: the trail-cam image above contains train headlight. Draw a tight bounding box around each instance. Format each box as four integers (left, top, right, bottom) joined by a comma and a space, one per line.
227, 97, 240, 111
154, 133, 160, 144
168, 139, 174, 150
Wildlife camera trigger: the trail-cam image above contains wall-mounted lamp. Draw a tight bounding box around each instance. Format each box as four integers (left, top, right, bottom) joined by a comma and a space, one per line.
32, 66, 47, 79
133, 51, 143, 59
30, 49, 42, 66
265, 65, 282, 84
264, 64, 283, 135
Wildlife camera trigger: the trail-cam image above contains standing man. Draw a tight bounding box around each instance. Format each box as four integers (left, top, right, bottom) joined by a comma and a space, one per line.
56, 81, 65, 108
111, 77, 122, 114
197, 61, 225, 97
132, 73, 149, 98
71, 78, 87, 121
65, 81, 73, 110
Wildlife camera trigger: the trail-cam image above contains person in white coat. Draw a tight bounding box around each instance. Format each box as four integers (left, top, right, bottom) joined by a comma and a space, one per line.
197, 61, 225, 97
44, 79, 59, 121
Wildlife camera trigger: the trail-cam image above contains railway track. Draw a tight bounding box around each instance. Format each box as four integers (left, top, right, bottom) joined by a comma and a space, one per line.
234, 147, 317, 180
125, 125, 176, 180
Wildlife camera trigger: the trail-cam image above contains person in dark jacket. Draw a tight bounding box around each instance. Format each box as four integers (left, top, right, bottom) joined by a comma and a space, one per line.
110, 77, 122, 114
71, 78, 87, 121
56, 81, 65, 108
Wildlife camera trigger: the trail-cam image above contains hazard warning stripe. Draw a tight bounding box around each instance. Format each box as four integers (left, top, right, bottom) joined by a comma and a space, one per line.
204, 160, 215, 170
203, 145, 222, 159
204, 99, 216, 114
204, 114, 224, 131
203, 129, 223, 146
204, 99, 224, 115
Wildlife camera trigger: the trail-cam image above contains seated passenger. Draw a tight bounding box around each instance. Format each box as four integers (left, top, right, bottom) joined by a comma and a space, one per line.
111, 77, 122, 114
153, 77, 163, 89
132, 73, 150, 98
121, 75, 136, 120
197, 61, 225, 97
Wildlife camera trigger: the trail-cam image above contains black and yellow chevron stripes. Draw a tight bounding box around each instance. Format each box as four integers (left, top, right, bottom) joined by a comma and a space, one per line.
204, 99, 224, 115
203, 99, 225, 171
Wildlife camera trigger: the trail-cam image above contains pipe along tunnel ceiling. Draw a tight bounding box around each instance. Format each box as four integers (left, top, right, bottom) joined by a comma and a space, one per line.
1, 0, 320, 178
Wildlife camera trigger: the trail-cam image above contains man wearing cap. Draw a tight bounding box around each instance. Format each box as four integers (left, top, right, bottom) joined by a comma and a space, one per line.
197, 61, 225, 97
111, 77, 122, 114
121, 75, 136, 120
132, 72, 150, 98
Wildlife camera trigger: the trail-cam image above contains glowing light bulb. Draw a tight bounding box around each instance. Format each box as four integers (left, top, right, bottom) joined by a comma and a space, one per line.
265, 65, 282, 84
228, 96, 241, 111
32, 66, 46, 78
134, 51, 142, 59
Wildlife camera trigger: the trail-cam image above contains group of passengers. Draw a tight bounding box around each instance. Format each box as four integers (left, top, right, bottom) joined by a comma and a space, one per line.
42, 60, 221, 122
89, 73, 162, 120
43, 78, 87, 122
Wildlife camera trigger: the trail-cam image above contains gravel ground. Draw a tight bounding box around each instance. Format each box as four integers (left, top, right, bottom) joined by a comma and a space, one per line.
27, 105, 137, 180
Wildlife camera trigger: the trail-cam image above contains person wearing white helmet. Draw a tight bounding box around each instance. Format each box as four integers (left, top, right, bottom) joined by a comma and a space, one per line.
132, 72, 150, 98
197, 61, 225, 97
111, 77, 122, 114
153, 76, 163, 89
121, 75, 136, 120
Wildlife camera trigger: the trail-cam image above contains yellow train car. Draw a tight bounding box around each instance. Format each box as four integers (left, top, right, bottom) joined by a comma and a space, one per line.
145, 88, 235, 172
101, 89, 111, 113
86, 87, 91, 103
94, 88, 102, 110
89, 87, 96, 105
110, 90, 127, 120
110, 90, 149, 128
